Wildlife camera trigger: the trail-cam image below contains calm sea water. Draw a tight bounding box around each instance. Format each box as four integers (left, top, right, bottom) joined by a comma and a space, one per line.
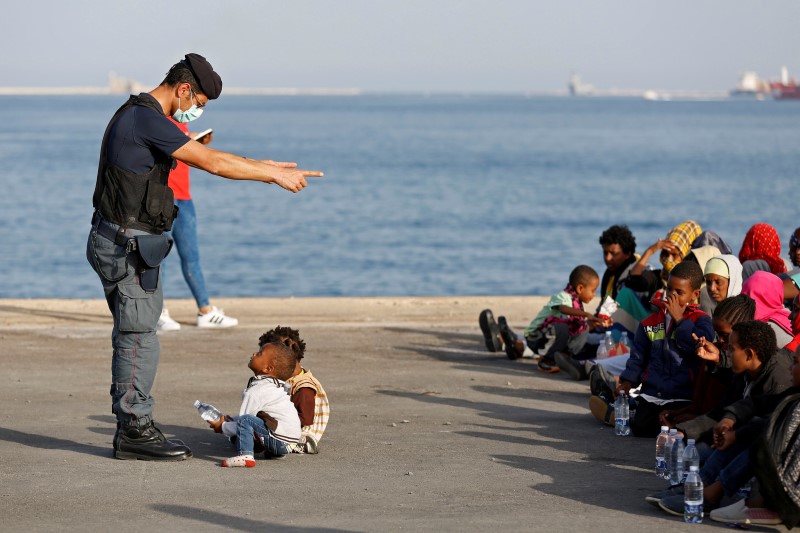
1, 94, 799, 299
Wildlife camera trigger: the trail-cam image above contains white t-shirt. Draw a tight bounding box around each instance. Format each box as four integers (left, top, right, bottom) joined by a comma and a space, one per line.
221, 376, 301, 443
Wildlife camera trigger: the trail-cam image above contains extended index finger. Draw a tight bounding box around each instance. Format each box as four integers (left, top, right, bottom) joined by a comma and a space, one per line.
301, 170, 324, 177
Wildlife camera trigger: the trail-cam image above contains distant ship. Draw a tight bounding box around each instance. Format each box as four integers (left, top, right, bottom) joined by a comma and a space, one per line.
770, 66, 800, 100
568, 73, 595, 96
730, 71, 770, 99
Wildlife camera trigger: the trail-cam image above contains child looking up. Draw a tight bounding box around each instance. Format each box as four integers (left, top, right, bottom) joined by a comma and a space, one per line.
208, 341, 301, 467
259, 326, 330, 454
616, 260, 715, 437
498, 265, 609, 372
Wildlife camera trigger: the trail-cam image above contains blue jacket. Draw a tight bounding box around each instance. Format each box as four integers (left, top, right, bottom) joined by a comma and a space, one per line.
620, 304, 715, 401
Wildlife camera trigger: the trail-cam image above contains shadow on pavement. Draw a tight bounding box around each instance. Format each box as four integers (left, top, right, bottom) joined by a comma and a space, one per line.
151, 504, 353, 532
0, 304, 109, 324
0, 426, 110, 458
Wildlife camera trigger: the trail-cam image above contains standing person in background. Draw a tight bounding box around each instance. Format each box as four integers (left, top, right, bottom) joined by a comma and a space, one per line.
157, 120, 238, 332
86, 53, 322, 461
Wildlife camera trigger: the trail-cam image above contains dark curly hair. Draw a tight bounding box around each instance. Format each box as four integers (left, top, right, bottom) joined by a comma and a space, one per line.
599, 225, 636, 255
258, 326, 306, 361
731, 320, 777, 364
669, 261, 704, 290
569, 265, 599, 288
259, 342, 297, 381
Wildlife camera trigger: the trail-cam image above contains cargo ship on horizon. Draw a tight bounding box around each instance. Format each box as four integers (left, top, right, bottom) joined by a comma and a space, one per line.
770, 66, 800, 100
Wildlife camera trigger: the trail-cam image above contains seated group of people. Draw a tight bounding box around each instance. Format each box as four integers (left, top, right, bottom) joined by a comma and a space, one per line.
479, 221, 800, 527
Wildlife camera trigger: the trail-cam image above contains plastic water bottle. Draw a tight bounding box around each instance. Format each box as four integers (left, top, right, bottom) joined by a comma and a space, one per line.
619, 331, 631, 354
655, 426, 669, 478
596, 340, 609, 360
670, 436, 685, 486
194, 400, 223, 422
664, 428, 678, 479
614, 391, 630, 436
603, 331, 615, 357
684, 466, 704, 523
682, 439, 700, 484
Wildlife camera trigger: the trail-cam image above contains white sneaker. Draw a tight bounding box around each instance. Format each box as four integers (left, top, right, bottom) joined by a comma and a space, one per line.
157, 309, 181, 332
710, 499, 782, 525
197, 306, 238, 329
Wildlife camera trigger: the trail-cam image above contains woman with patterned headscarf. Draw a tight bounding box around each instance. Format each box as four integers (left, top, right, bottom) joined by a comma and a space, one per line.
739, 223, 788, 279
624, 220, 704, 309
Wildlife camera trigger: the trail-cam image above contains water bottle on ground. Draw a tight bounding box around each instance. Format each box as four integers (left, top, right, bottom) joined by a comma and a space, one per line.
619, 331, 630, 354
655, 426, 669, 478
614, 391, 630, 436
682, 439, 700, 484
596, 339, 609, 360
684, 466, 704, 523
603, 331, 615, 357
670, 435, 685, 486
664, 428, 678, 480
194, 400, 223, 422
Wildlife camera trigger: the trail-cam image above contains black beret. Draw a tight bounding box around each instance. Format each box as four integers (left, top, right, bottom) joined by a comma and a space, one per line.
182, 53, 222, 100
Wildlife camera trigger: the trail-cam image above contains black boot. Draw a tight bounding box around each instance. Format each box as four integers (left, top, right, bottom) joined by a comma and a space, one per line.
498, 316, 522, 360
114, 422, 192, 461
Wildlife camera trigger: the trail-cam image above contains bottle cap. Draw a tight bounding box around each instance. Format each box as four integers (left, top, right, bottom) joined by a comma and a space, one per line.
688, 439, 695, 445
661, 426, 669, 431
689, 466, 699, 471
669, 428, 677, 434
193, 400, 201, 408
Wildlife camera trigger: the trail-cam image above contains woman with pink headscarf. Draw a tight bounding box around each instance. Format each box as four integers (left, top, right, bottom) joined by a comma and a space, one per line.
741, 270, 794, 348
739, 223, 788, 280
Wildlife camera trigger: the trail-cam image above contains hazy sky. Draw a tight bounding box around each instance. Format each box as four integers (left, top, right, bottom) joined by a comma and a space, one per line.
2, 1, 798, 92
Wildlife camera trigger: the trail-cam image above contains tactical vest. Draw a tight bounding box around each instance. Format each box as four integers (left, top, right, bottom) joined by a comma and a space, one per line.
92, 94, 178, 233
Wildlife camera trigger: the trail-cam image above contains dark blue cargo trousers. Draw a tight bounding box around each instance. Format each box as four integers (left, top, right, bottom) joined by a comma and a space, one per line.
86, 218, 164, 429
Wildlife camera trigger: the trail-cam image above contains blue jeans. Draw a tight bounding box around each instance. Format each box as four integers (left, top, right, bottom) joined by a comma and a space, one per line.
165, 199, 209, 309
700, 442, 753, 496
235, 415, 291, 457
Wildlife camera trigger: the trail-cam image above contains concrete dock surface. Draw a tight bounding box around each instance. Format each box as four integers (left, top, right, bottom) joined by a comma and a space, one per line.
0, 297, 787, 532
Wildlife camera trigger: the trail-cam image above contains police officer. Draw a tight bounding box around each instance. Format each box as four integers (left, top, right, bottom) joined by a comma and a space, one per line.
87, 53, 322, 461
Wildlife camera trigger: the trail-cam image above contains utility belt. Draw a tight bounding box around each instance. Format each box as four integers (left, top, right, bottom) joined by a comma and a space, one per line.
93, 211, 140, 252
91, 211, 173, 292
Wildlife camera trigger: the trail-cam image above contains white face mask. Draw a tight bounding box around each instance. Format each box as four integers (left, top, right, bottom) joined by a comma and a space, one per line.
172, 89, 203, 123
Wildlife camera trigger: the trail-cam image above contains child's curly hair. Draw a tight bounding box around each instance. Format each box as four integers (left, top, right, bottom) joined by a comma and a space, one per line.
731, 320, 777, 364
258, 326, 306, 361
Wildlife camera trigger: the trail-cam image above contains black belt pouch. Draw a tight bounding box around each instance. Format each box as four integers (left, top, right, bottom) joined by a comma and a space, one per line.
134, 234, 173, 292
